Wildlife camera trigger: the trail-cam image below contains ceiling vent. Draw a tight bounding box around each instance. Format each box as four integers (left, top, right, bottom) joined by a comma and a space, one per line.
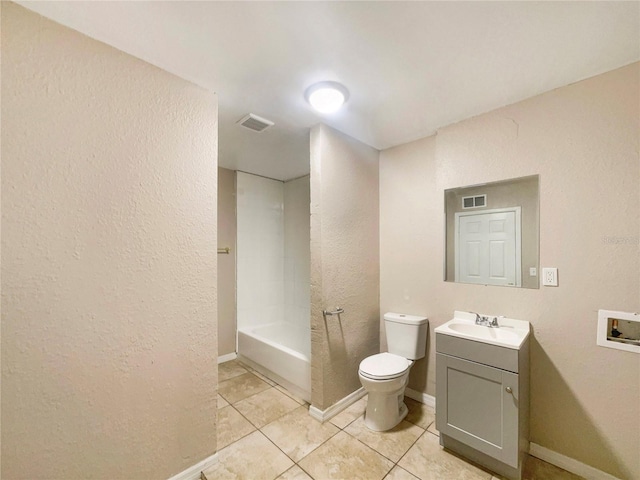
237, 113, 274, 132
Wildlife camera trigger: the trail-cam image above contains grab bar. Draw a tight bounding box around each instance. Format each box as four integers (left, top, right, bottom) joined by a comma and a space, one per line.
217, 247, 231, 254
323, 307, 344, 316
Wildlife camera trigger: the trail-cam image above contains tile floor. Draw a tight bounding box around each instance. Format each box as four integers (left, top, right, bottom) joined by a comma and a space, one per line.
205, 360, 584, 480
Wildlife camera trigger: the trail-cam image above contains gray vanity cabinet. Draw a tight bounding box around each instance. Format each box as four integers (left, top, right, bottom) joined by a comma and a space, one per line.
436, 333, 529, 480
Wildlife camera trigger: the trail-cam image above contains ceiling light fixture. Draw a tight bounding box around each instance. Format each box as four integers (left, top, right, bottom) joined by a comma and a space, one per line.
305, 81, 349, 114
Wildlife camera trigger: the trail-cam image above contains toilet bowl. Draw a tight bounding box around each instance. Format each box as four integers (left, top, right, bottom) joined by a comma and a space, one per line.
358, 352, 413, 431
359, 312, 428, 431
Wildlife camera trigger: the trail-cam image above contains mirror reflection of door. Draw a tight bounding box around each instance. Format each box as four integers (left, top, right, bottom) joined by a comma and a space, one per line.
455, 207, 521, 286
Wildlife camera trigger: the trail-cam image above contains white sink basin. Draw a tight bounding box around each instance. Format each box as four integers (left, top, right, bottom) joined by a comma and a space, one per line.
435, 311, 530, 349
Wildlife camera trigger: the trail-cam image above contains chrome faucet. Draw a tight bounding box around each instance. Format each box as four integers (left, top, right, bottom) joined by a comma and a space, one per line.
471, 312, 488, 325
471, 312, 502, 328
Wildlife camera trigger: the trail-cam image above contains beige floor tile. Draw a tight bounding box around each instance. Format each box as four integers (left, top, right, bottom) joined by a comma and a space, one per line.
218, 372, 271, 404
234, 387, 300, 428
329, 396, 367, 429
244, 366, 278, 386
385, 466, 420, 480
218, 360, 248, 382
203, 430, 293, 480
276, 465, 313, 480
404, 397, 435, 430
345, 417, 423, 462
275, 384, 308, 405
218, 394, 229, 409
426, 421, 439, 437
298, 430, 394, 480
217, 405, 256, 450
261, 405, 340, 462
398, 431, 492, 480
523, 455, 585, 480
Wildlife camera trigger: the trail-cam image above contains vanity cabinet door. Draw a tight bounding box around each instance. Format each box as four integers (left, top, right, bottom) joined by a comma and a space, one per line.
436, 353, 519, 467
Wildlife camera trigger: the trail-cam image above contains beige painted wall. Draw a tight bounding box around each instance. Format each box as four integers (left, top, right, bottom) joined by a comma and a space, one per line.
310, 124, 380, 410
380, 63, 639, 479
218, 167, 237, 357
1, 4, 218, 479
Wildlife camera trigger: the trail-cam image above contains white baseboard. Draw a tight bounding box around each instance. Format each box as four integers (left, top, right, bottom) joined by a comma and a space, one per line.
217, 352, 237, 364
166, 452, 218, 480
529, 443, 621, 480
405, 388, 436, 408
309, 387, 367, 423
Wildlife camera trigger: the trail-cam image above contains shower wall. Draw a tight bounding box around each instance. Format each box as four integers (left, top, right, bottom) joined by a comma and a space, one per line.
284, 176, 311, 326
237, 172, 285, 330
237, 172, 310, 331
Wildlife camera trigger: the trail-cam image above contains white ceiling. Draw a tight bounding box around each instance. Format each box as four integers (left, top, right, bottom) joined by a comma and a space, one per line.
19, 1, 640, 181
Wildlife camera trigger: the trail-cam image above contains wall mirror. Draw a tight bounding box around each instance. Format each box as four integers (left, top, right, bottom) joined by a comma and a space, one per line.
444, 175, 539, 288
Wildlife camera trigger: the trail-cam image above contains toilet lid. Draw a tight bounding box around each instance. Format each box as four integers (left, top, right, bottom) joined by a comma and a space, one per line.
359, 353, 412, 380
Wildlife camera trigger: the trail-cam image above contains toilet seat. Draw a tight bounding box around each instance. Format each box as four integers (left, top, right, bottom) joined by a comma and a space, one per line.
359, 353, 412, 380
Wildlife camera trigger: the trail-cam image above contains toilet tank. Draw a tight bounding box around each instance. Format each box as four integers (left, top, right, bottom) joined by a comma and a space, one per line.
384, 312, 429, 360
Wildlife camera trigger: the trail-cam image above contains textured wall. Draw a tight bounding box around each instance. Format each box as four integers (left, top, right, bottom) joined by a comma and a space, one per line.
1, 4, 218, 479
310, 124, 380, 410
380, 63, 639, 479
218, 168, 237, 357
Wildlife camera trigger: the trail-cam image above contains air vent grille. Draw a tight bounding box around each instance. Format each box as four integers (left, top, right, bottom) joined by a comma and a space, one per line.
462, 194, 487, 209
237, 113, 274, 132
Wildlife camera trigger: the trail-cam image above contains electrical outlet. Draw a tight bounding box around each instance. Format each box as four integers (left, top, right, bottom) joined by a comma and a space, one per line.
542, 267, 558, 286
529, 267, 537, 277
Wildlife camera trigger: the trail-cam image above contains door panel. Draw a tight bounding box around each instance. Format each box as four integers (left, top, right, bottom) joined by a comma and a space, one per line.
456, 209, 520, 286
436, 353, 519, 467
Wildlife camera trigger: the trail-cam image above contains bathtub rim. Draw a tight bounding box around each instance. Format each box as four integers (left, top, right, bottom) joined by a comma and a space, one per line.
237, 321, 311, 361
237, 322, 311, 403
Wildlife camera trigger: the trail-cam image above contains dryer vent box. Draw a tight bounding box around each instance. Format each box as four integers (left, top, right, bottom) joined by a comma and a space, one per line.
597, 309, 640, 354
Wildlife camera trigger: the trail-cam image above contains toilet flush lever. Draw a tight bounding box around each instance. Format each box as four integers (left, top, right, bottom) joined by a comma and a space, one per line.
323, 307, 344, 316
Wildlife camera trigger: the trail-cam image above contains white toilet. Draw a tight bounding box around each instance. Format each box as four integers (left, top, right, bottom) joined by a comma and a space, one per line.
358, 312, 428, 431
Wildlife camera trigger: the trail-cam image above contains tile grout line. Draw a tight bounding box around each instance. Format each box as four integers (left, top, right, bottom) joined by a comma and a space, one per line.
388, 428, 429, 479
224, 376, 320, 478
217, 362, 579, 480
217, 361, 435, 480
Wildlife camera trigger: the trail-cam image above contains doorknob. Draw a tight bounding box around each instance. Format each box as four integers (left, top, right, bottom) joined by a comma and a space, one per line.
505, 387, 513, 394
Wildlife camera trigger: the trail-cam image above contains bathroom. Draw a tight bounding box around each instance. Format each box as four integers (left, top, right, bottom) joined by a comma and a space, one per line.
3, 2, 639, 480
215, 98, 638, 479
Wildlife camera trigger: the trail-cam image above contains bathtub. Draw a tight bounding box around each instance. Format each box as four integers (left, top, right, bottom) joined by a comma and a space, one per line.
237, 322, 311, 402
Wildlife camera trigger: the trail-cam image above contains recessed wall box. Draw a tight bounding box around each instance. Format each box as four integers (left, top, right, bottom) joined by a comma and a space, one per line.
597, 309, 640, 354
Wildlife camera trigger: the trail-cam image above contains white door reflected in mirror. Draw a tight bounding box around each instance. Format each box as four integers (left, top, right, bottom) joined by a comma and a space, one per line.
455, 207, 521, 287
444, 175, 539, 289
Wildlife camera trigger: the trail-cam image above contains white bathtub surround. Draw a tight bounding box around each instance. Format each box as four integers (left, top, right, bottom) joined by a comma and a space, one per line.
284, 176, 311, 326
236, 172, 285, 330
236, 172, 311, 398
238, 322, 311, 402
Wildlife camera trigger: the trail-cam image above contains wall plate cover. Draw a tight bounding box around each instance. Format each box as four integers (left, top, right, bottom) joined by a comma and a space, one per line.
542, 267, 558, 286
596, 310, 640, 354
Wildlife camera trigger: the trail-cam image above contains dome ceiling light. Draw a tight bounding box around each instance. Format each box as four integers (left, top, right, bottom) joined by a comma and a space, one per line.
305, 81, 349, 114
